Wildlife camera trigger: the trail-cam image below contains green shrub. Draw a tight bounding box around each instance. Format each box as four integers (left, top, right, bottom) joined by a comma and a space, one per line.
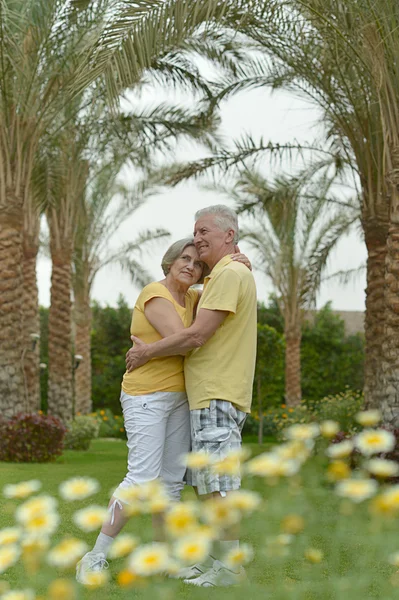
247, 389, 364, 440
92, 408, 126, 439
63, 415, 100, 451
0, 413, 66, 462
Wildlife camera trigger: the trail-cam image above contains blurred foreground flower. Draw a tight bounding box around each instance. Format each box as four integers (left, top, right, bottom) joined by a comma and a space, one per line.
0, 528, 21, 546
165, 503, 198, 537
183, 451, 212, 470
355, 429, 396, 456
246, 453, 299, 478
225, 490, 262, 514
305, 548, 324, 563
108, 534, 139, 559
0, 590, 36, 600
47, 538, 88, 568
326, 440, 353, 459
117, 569, 144, 588
128, 543, 169, 576
15, 496, 57, 523
47, 578, 76, 600
223, 543, 254, 569
281, 514, 305, 535
366, 459, 399, 478
355, 410, 381, 427
174, 534, 211, 564
320, 421, 340, 438
371, 485, 399, 515
284, 424, 320, 441
202, 497, 240, 528
0, 545, 20, 574
389, 552, 399, 568
81, 571, 109, 588
336, 478, 378, 503
327, 461, 351, 482
59, 478, 100, 501
73, 506, 108, 532
3, 481, 41, 500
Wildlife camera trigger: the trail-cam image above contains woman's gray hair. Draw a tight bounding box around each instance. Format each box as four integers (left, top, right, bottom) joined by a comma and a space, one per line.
195, 204, 239, 244
161, 237, 207, 283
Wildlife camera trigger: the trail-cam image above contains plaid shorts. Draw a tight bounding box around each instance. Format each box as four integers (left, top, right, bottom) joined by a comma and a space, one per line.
185, 399, 247, 495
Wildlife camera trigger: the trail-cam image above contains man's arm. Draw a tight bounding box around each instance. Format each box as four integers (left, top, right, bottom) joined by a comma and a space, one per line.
126, 308, 229, 372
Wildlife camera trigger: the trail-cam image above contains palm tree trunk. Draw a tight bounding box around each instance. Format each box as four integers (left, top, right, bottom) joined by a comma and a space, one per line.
0, 196, 25, 415
380, 215, 399, 425
22, 238, 41, 413
74, 293, 92, 415
363, 220, 388, 410
285, 327, 302, 406
47, 250, 73, 424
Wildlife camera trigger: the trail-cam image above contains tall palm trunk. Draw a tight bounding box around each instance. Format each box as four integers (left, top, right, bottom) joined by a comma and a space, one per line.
47, 247, 73, 424
284, 325, 302, 406
0, 192, 25, 415
380, 189, 399, 425
22, 219, 41, 413
74, 292, 92, 415
363, 218, 388, 410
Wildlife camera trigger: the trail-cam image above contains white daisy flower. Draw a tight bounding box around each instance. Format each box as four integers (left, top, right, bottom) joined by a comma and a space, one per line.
320, 420, 340, 438
223, 543, 254, 569
0, 590, 36, 600
0, 545, 20, 574
165, 503, 198, 538
24, 512, 60, 537
284, 423, 320, 441
224, 490, 262, 514
174, 534, 211, 565
3, 481, 41, 500
73, 506, 108, 532
366, 458, 399, 478
326, 440, 354, 459
335, 478, 378, 503
182, 451, 212, 470
47, 538, 88, 568
246, 453, 299, 478
128, 543, 170, 576
108, 535, 139, 559
202, 498, 240, 528
59, 477, 99, 501
81, 571, 109, 588
355, 429, 396, 456
0, 528, 22, 547
355, 410, 381, 427
15, 495, 58, 524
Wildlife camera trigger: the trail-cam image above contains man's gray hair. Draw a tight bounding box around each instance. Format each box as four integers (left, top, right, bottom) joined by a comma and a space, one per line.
195, 204, 239, 244
161, 237, 207, 283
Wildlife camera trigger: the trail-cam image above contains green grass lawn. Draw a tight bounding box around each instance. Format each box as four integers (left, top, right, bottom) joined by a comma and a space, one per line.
1, 439, 399, 599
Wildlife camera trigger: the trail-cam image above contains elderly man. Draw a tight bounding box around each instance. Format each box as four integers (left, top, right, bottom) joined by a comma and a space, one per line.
126, 204, 257, 586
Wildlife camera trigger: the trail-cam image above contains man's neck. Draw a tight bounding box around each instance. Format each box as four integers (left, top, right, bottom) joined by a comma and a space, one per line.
206, 246, 235, 271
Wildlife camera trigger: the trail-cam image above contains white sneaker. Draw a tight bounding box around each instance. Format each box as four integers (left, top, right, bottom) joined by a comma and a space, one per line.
170, 562, 211, 579
184, 560, 246, 587
76, 551, 109, 583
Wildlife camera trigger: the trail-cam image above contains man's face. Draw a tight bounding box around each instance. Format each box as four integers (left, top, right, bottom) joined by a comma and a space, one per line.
193, 214, 233, 265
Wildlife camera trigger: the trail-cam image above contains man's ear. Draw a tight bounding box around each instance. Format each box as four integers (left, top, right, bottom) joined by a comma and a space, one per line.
225, 229, 235, 244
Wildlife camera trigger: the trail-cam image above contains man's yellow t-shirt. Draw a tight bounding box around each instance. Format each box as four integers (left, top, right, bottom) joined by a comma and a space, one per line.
122, 282, 199, 395
184, 255, 257, 413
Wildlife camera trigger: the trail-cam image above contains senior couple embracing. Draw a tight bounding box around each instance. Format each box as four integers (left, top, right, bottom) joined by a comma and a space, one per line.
77, 204, 257, 587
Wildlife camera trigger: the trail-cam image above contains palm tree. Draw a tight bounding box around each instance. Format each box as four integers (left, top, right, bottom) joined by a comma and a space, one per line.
231, 169, 358, 405
72, 166, 169, 415
0, 0, 254, 413
158, 0, 395, 414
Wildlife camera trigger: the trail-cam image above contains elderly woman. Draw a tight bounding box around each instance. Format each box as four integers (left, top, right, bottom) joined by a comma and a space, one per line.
77, 238, 249, 581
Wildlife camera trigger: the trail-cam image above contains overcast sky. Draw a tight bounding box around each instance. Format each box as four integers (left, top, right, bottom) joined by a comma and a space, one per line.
37, 86, 367, 311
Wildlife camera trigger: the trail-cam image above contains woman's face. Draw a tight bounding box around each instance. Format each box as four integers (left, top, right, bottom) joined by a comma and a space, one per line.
168, 245, 204, 286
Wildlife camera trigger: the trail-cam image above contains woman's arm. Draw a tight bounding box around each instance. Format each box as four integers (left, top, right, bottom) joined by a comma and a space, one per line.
143, 297, 184, 338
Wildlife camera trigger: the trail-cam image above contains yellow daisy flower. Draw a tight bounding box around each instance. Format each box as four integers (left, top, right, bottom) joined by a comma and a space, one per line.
108, 535, 139, 559
326, 440, 353, 459
73, 506, 108, 532
355, 410, 381, 427
305, 548, 324, 563
164, 504, 198, 538
59, 477, 100, 501
81, 571, 109, 588
47, 579, 76, 600
174, 534, 211, 564
128, 543, 170, 576
3, 481, 41, 500
0, 528, 22, 546
47, 538, 88, 568
0, 590, 36, 600
284, 424, 320, 441
320, 421, 340, 438
335, 478, 378, 503
224, 490, 262, 514
183, 451, 212, 470
202, 498, 240, 528
366, 458, 399, 478
355, 429, 396, 456
0, 545, 20, 574
223, 543, 254, 569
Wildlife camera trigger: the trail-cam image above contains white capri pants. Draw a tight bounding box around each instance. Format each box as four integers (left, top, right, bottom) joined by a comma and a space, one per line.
113, 390, 191, 503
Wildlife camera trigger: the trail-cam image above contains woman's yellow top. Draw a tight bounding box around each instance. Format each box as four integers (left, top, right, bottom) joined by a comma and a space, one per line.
122, 282, 199, 395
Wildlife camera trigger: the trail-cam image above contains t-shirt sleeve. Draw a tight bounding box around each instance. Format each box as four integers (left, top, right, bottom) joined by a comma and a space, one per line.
137, 283, 173, 310
200, 269, 240, 314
